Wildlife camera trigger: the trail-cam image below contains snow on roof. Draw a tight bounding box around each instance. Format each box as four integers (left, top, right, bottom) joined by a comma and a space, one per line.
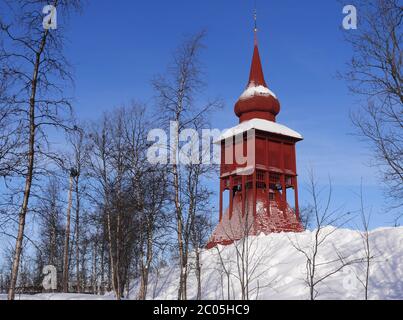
215, 118, 303, 143
239, 84, 277, 100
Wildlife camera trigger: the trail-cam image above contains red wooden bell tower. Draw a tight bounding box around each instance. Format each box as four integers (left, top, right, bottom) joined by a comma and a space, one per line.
207, 27, 304, 249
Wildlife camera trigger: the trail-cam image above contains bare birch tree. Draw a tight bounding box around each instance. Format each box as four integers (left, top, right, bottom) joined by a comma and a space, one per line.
62, 168, 77, 292
343, 0, 403, 220
64, 126, 89, 292
189, 213, 212, 300
153, 31, 222, 300
137, 167, 168, 300
180, 118, 216, 300
0, 0, 81, 299
354, 182, 373, 300
289, 170, 361, 300
35, 176, 64, 289
87, 104, 161, 299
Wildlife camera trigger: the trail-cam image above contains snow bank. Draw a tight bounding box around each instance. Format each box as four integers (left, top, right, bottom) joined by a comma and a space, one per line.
131, 227, 403, 300
1, 227, 401, 300
0, 293, 116, 300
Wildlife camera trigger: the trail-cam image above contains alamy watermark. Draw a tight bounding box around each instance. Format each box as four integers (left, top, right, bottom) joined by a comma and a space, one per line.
42, 265, 57, 290
146, 121, 255, 174
42, 5, 57, 30
343, 5, 357, 30
41, 4, 357, 32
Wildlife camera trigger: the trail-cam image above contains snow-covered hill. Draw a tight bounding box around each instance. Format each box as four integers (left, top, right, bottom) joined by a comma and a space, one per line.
130, 227, 403, 300
1, 227, 402, 300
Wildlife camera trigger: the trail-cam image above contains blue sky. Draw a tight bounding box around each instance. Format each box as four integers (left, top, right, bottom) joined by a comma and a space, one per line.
55, 0, 392, 228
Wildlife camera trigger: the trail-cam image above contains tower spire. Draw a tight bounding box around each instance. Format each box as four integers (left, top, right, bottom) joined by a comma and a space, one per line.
234, 4, 281, 123
249, 1, 266, 86
248, 43, 266, 87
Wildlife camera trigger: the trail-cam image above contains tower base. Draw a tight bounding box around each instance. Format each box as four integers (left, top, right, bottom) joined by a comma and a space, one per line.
206, 190, 304, 249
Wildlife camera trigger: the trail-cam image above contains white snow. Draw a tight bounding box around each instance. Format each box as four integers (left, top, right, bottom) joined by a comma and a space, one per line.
2, 227, 402, 300
215, 118, 303, 143
239, 84, 277, 100
0, 293, 116, 300
130, 226, 403, 300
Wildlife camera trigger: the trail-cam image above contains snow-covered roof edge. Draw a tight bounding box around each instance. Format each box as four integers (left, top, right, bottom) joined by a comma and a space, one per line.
214, 119, 303, 143
239, 84, 277, 100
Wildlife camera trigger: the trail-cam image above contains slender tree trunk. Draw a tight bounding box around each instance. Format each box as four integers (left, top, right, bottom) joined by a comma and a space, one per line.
62, 174, 74, 292
365, 256, 370, 300
195, 247, 202, 300
173, 162, 186, 300
172, 119, 187, 300
115, 210, 121, 299
138, 264, 149, 300
50, 225, 56, 265
74, 176, 80, 293
7, 30, 49, 301
80, 245, 86, 292
100, 234, 105, 294
364, 230, 370, 300
91, 242, 97, 294
137, 220, 147, 300
138, 222, 154, 300
105, 208, 119, 299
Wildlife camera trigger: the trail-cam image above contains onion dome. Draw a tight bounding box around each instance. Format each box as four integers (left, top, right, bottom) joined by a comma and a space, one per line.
234, 44, 280, 123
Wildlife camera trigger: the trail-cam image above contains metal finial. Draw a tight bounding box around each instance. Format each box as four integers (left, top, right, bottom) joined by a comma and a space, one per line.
254, 8, 257, 32
253, 1, 258, 45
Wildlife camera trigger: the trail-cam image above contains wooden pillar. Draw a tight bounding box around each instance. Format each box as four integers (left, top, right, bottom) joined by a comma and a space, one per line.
242, 175, 246, 217
266, 171, 271, 216
219, 179, 223, 222
294, 176, 300, 221
253, 171, 257, 218
265, 137, 270, 216
292, 144, 298, 175
292, 144, 300, 221
281, 174, 287, 215
280, 142, 287, 215
229, 176, 233, 220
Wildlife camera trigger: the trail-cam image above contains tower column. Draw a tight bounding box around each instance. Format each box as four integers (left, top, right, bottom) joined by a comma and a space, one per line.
265, 137, 270, 216
242, 175, 246, 217
294, 176, 300, 221
265, 171, 270, 216
219, 179, 223, 222
281, 174, 287, 215
292, 144, 300, 221
229, 176, 234, 220
280, 142, 287, 215
253, 171, 257, 218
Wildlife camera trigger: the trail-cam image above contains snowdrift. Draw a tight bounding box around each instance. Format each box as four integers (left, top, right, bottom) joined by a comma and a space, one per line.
131, 227, 403, 300
1, 227, 401, 300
